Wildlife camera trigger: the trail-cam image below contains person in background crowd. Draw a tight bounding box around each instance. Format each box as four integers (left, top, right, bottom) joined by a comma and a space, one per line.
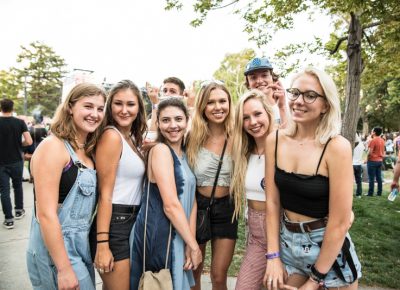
24, 111, 48, 183
244, 56, 287, 128
26, 83, 106, 290
367, 127, 385, 197
264, 67, 361, 290
130, 97, 202, 290
231, 90, 274, 290
353, 133, 365, 198
385, 134, 394, 155
93, 80, 147, 290
146, 77, 196, 132
391, 149, 400, 192
0, 99, 33, 229
187, 81, 236, 290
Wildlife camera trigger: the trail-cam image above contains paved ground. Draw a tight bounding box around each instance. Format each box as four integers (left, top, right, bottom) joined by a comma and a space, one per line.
0, 170, 396, 290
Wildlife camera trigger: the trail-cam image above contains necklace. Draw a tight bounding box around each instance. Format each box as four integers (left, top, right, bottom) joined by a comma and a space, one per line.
77, 142, 86, 150
255, 144, 265, 159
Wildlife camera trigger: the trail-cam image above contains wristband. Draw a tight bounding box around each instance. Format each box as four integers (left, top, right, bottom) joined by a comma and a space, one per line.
265, 251, 280, 260
96, 232, 109, 235
310, 264, 326, 286
97, 240, 109, 244
152, 103, 158, 110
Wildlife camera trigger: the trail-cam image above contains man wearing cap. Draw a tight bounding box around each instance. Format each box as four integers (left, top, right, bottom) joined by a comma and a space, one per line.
244, 57, 287, 128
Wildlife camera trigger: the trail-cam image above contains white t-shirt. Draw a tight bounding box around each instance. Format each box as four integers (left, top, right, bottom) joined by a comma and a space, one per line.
352, 141, 365, 166
245, 154, 266, 201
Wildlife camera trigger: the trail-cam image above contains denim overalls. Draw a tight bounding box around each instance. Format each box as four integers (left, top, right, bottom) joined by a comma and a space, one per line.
27, 141, 97, 290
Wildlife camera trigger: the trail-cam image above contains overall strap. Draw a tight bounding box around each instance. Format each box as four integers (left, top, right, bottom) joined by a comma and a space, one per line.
315, 138, 332, 175
209, 139, 228, 207
63, 141, 81, 166
274, 130, 279, 168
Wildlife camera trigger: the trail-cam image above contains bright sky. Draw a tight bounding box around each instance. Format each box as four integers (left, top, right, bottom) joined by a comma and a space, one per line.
0, 0, 333, 88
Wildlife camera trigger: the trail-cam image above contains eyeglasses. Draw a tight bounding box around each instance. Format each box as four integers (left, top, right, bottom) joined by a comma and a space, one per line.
286, 88, 325, 104
200, 79, 224, 89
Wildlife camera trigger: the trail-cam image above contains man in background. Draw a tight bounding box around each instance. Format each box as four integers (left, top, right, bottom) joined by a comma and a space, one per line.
367, 127, 385, 197
0, 99, 32, 229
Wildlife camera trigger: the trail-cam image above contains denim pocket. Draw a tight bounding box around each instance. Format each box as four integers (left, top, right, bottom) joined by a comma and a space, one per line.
70, 182, 96, 221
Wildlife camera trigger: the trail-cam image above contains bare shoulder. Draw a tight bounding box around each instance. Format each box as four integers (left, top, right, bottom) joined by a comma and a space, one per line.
99, 128, 122, 145
151, 143, 171, 158
324, 135, 352, 164
32, 135, 70, 167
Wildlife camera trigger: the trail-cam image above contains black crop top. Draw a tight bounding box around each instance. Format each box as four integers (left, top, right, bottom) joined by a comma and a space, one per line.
33, 158, 83, 204
274, 130, 331, 218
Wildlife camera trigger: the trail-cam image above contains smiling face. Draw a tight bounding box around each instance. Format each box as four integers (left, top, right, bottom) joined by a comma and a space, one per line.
157, 105, 188, 146
111, 88, 139, 131
289, 73, 328, 125
69, 94, 105, 138
204, 88, 230, 125
242, 98, 270, 140
247, 69, 274, 96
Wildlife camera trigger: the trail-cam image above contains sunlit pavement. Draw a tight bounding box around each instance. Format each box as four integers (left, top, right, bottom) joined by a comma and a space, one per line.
0, 170, 394, 290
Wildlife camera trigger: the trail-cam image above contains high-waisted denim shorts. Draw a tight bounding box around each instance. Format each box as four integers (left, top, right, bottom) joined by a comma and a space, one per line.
280, 221, 362, 288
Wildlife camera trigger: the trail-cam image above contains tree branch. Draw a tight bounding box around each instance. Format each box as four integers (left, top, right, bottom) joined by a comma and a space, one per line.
211, 0, 239, 10
330, 36, 347, 55
329, 19, 386, 55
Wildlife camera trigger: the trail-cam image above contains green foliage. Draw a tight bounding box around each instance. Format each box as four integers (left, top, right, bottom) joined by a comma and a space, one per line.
13, 41, 67, 117
0, 70, 22, 112
212, 48, 255, 102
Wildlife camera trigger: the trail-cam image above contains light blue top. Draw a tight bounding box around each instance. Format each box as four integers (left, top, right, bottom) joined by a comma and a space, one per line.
171, 152, 196, 289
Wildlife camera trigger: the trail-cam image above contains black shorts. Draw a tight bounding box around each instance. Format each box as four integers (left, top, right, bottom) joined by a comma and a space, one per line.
90, 204, 140, 262
196, 193, 238, 244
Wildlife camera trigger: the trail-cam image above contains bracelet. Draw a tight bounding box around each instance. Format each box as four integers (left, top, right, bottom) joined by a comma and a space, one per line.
309, 264, 326, 286
97, 240, 109, 244
152, 103, 158, 110
96, 232, 109, 235
265, 251, 280, 260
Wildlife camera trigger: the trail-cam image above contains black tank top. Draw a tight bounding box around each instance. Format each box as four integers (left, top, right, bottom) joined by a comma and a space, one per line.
274, 130, 331, 218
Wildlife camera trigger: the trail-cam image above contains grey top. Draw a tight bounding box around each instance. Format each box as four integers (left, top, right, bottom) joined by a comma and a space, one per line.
193, 147, 232, 187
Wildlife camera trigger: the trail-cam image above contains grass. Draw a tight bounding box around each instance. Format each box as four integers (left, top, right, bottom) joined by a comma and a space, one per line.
203, 170, 400, 289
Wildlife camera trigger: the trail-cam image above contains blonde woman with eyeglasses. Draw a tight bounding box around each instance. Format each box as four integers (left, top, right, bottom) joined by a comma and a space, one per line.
263, 68, 361, 290
186, 81, 236, 290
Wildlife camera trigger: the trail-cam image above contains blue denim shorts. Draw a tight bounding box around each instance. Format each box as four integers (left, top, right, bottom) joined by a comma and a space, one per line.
280, 222, 362, 288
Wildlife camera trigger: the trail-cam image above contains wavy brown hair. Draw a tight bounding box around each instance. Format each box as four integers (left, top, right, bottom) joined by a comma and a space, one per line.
51, 83, 106, 156
103, 80, 147, 148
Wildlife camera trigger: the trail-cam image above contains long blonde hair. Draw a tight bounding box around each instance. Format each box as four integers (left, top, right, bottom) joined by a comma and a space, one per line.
230, 90, 274, 219
186, 82, 234, 168
51, 83, 106, 156
285, 67, 341, 144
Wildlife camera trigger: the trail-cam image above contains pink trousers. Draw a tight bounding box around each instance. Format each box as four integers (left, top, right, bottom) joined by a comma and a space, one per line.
235, 207, 267, 290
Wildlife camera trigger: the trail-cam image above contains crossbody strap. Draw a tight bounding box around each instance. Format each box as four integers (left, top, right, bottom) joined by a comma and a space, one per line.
209, 139, 228, 208
142, 149, 172, 273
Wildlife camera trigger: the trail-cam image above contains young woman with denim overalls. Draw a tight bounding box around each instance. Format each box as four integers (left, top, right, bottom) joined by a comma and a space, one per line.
26, 83, 106, 290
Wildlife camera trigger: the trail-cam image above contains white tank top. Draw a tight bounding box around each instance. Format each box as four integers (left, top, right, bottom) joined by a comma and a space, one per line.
245, 154, 266, 201
109, 127, 145, 205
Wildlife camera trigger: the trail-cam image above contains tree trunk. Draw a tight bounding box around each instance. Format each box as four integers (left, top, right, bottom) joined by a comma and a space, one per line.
341, 12, 363, 147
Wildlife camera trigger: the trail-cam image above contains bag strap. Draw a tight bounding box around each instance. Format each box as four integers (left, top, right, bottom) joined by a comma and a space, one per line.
209, 139, 228, 208
317, 237, 357, 283
142, 150, 172, 273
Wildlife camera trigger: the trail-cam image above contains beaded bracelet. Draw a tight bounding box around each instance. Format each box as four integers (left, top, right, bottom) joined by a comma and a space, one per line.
265, 251, 280, 260
96, 232, 109, 235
